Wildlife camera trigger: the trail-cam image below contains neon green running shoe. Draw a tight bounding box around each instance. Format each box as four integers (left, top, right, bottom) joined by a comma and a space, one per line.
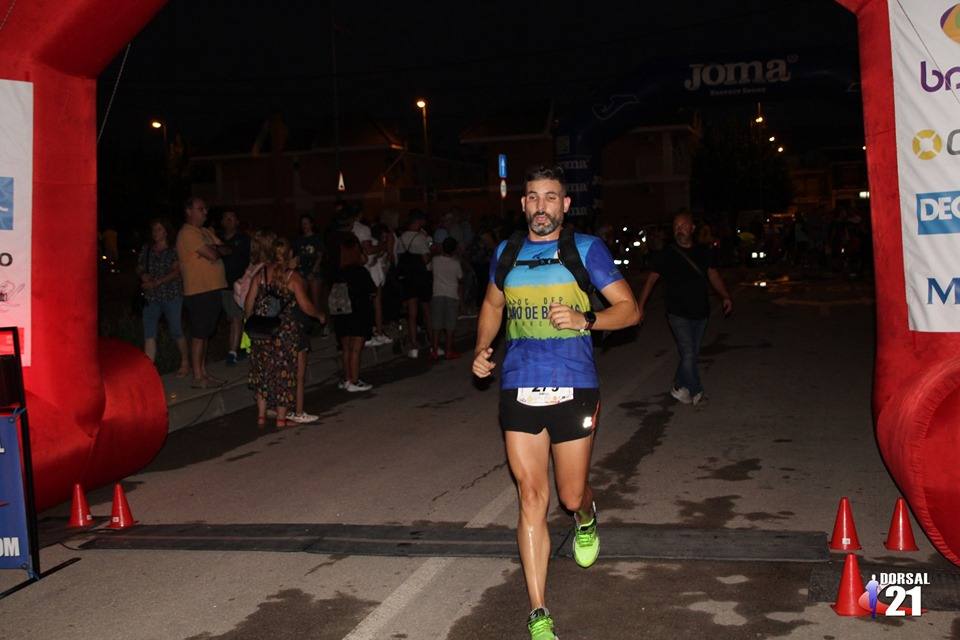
572, 502, 599, 568
527, 607, 558, 640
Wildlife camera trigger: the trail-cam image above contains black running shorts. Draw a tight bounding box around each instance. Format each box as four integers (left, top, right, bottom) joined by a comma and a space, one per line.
499, 388, 600, 444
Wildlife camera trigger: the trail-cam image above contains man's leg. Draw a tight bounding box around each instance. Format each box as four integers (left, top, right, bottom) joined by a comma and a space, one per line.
667, 314, 698, 393
175, 337, 189, 375
505, 430, 552, 611
200, 338, 210, 379
688, 318, 708, 395
554, 429, 600, 569
229, 316, 242, 354
191, 338, 205, 380
553, 433, 596, 522
166, 298, 190, 375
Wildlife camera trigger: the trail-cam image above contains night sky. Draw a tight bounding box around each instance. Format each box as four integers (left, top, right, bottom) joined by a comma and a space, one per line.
96, 0, 861, 157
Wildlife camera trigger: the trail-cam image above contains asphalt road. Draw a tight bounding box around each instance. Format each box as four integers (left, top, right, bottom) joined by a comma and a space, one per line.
2, 271, 959, 639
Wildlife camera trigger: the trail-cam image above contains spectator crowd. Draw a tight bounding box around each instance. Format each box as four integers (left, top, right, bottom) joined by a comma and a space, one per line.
132, 197, 516, 426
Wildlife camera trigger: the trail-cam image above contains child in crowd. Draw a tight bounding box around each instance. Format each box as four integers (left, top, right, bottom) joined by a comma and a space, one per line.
428, 237, 463, 361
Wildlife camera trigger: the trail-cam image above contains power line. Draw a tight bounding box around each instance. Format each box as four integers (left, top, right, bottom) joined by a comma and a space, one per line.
0, 0, 17, 33
98, 43, 132, 144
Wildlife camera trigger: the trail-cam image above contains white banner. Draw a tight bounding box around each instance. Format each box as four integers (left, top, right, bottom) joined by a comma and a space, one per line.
891, 1, 960, 331
0, 80, 33, 364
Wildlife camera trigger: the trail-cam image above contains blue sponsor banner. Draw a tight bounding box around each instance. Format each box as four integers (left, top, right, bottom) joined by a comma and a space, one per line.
916, 190, 960, 235
556, 154, 597, 218
0, 177, 12, 231
498, 154, 507, 180
0, 414, 34, 578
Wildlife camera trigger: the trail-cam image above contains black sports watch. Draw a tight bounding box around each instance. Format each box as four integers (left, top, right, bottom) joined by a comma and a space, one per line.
583, 311, 597, 331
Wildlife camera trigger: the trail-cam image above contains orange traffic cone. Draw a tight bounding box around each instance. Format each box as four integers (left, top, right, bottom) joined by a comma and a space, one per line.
832, 553, 869, 616
884, 497, 919, 551
106, 483, 137, 530
828, 497, 861, 551
67, 483, 93, 529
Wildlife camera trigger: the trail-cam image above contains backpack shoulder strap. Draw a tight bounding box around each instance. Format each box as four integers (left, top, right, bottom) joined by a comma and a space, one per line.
557, 227, 595, 294
669, 243, 706, 279
493, 231, 527, 291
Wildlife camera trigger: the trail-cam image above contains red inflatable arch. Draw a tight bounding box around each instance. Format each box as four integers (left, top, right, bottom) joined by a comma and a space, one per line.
0, 0, 957, 566
840, 0, 960, 566
0, 1, 169, 511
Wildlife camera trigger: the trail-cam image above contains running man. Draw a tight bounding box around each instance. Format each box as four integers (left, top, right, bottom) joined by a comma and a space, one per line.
472, 165, 640, 640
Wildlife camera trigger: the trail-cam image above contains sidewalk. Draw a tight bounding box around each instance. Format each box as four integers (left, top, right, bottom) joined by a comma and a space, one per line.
162, 315, 479, 432
163, 331, 402, 432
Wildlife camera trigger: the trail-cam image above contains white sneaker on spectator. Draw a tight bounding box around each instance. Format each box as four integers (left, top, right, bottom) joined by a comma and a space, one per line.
670, 385, 692, 404
407, 348, 419, 359
364, 337, 377, 347
437, 348, 445, 357
345, 380, 373, 392
377, 334, 393, 345
288, 412, 319, 424
691, 391, 705, 406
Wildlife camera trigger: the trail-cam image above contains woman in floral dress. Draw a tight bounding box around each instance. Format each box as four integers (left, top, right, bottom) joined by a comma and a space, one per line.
244, 237, 324, 427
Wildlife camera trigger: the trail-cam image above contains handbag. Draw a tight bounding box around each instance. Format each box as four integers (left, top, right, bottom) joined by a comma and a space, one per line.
133, 245, 151, 314
328, 281, 352, 316
243, 270, 291, 339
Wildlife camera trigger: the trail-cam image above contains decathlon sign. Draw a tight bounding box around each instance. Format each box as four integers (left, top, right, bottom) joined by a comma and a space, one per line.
916, 191, 960, 234
891, 2, 960, 331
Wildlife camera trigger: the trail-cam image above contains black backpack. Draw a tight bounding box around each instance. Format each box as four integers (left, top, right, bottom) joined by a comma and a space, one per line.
396, 232, 427, 281
493, 227, 608, 311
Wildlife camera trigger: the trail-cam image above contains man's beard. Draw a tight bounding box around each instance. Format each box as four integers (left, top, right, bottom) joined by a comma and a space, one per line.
527, 210, 562, 236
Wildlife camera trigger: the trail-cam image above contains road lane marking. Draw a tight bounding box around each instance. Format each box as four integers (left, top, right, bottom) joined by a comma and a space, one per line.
341, 485, 517, 640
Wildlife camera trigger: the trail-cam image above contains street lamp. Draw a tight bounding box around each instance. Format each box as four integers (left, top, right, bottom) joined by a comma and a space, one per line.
150, 119, 167, 147
415, 99, 429, 156
416, 99, 431, 210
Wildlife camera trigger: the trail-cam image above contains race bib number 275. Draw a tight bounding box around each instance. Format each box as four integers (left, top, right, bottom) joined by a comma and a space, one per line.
517, 387, 574, 407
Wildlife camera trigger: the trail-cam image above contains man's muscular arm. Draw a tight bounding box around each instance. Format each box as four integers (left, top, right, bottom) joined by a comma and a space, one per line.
472, 283, 506, 378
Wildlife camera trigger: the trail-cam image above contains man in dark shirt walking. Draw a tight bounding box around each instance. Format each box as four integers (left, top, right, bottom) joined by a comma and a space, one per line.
638, 211, 732, 404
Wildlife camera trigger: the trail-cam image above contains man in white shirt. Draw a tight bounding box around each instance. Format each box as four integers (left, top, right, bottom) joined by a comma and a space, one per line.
351, 209, 390, 346
428, 236, 463, 360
